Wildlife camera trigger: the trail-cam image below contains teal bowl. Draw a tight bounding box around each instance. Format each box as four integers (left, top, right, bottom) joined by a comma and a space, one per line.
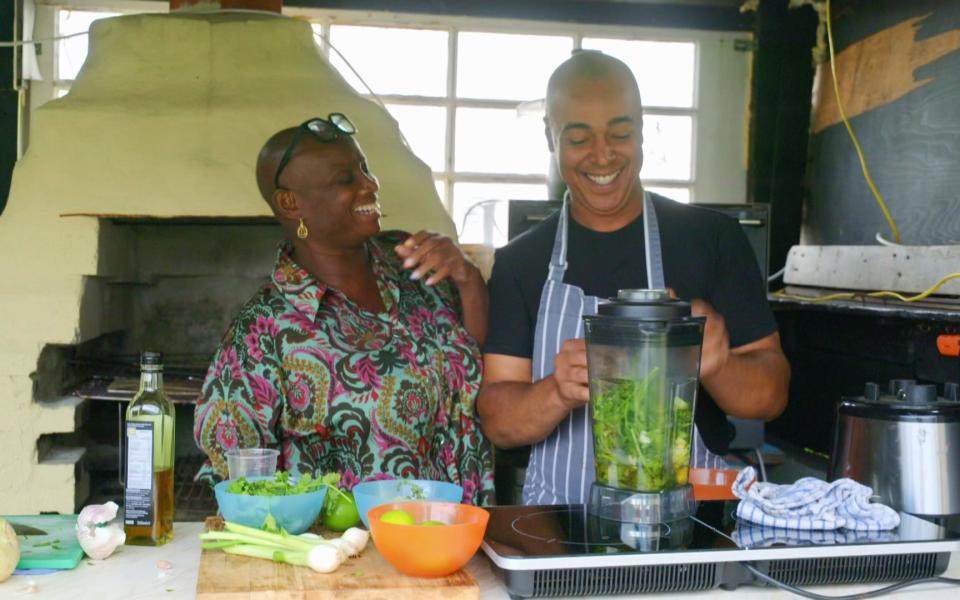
353, 479, 464, 529
214, 476, 326, 534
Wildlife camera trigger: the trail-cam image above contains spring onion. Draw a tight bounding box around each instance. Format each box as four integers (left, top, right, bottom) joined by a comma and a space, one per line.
200, 521, 369, 574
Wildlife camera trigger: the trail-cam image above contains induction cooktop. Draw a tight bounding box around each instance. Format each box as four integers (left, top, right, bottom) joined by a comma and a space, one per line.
481, 502, 960, 598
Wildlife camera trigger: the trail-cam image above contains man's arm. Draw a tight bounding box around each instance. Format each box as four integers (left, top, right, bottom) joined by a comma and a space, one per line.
693, 299, 790, 421
477, 341, 590, 448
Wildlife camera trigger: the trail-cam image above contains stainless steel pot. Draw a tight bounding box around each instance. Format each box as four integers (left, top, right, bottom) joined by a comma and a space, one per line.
829, 380, 960, 517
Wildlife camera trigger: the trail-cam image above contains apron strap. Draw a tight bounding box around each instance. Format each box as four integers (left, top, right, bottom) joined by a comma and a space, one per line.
546, 191, 570, 281
642, 190, 665, 290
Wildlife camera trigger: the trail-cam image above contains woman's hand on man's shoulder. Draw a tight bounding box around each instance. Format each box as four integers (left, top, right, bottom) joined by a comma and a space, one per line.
394, 230, 483, 288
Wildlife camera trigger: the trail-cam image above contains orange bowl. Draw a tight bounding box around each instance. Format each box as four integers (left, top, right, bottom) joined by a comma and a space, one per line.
367, 501, 489, 577
689, 467, 740, 501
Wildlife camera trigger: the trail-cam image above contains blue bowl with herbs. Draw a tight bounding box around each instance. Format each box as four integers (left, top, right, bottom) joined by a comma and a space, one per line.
214, 471, 338, 534
353, 479, 464, 529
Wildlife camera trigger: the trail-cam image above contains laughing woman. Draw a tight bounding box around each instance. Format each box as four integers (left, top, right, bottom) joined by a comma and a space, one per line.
194, 115, 494, 505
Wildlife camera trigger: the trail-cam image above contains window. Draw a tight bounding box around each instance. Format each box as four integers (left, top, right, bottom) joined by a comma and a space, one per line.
38, 4, 751, 246
310, 18, 751, 245
53, 9, 121, 98
32, 4, 167, 104
56, 9, 120, 81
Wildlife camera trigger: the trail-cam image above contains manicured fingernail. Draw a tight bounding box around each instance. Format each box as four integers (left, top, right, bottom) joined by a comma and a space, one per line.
410, 271, 421, 280
403, 258, 415, 268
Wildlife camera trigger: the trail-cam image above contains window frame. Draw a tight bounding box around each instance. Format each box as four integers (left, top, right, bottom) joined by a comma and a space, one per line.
292, 7, 751, 210
35, 1, 753, 222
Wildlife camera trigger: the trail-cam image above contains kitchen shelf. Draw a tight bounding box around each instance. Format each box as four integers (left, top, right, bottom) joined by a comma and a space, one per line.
73, 375, 203, 405
770, 286, 960, 323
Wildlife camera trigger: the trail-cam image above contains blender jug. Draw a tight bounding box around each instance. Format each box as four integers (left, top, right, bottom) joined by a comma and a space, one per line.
584, 289, 705, 524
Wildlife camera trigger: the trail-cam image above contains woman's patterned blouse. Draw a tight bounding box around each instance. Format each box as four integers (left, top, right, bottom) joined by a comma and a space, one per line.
194, 231, 494, 505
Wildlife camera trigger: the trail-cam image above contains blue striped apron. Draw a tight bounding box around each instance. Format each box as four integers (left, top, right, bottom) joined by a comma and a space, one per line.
522, 191, 727, 505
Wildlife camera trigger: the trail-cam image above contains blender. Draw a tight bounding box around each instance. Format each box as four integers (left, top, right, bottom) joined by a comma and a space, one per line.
583, 289, 706, 526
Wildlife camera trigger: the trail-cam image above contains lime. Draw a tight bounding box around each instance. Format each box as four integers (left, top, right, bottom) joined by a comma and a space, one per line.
380, 509, 416, 526
418, 520, 447, 527
322, 490, 360, 532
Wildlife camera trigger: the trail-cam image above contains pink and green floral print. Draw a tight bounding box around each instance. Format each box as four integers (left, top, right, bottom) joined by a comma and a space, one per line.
194, 231, 494, 505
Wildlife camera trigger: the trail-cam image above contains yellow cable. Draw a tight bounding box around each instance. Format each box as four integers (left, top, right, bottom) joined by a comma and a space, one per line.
774, 272, 960, 303
825, 0, 902, 243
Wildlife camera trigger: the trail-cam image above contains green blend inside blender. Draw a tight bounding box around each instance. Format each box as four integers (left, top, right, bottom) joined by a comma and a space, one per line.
584, 289, 706, 526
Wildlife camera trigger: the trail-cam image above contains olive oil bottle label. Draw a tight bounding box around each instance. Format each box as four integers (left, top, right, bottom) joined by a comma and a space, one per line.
124, 421, 155, 527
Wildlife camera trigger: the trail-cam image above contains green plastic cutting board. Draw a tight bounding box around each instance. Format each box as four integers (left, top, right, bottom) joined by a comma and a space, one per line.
4, 514, 85, 570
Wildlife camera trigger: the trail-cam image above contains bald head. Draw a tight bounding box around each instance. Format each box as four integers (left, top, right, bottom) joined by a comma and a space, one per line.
255, 127, 300, 205
546, 51, 641, 121
542, 51, 646, 227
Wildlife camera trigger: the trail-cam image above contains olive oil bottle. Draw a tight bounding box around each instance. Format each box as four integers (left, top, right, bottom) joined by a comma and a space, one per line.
123, 351, 175, 545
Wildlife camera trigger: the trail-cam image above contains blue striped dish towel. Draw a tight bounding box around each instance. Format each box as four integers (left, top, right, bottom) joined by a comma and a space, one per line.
731, 467, 901, 531
731, 523, 900, 548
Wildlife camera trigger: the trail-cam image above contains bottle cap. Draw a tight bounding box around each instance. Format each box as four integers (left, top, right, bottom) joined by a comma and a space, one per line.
140, 351, 163, 367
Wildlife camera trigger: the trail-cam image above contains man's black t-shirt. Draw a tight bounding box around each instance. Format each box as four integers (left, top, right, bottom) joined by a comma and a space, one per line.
484, 193, 778, 453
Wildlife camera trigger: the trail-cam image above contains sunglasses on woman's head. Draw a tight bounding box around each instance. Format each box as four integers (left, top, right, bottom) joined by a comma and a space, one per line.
273, 113, 357, 190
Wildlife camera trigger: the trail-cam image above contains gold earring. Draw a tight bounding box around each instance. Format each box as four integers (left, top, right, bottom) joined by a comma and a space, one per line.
296, 218, 308, 240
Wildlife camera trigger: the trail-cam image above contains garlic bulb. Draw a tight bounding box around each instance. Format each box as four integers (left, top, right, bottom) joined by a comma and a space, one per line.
76, 502, 126, 560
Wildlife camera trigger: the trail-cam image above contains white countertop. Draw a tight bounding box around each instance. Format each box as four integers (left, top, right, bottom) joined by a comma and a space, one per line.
1, 522, 959, 599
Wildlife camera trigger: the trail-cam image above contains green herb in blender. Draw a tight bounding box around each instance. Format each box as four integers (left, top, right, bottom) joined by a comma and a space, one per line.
592, 368, 693, 491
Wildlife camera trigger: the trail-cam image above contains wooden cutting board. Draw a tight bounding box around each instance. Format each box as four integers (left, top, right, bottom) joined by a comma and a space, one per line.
195, 518, 479, 599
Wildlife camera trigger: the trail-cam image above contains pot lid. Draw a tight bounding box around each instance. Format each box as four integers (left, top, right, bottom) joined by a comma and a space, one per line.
841, 380, 960, 420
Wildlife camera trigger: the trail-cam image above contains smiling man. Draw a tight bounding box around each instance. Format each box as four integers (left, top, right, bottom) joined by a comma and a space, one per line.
477, 51, 790, 505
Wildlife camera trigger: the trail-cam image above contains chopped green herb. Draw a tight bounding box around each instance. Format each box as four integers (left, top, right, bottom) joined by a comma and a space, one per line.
591, 369, 693, 492
397, 480, 426, 500
261, 513, 281, 534
227, 471, 340, 496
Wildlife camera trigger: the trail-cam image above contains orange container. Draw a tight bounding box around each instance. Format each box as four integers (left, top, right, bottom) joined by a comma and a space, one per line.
367, 501, 489, 577
689, 468, 740, 501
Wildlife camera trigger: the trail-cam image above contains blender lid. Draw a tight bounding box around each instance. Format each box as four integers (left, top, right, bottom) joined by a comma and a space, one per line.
597, 289, 693, 320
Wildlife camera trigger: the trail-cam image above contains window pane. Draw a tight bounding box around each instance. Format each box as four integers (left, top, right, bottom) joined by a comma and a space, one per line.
453, 183, 547, 247
581, 38, 695, 108
328, 26, 448, 96
646, 187, 691, 204
57, 10, 120, 81
434, 179, 447, 204
457, 32, 572, 100
641, 114, 693, 181
385, 104, 446, 173
455, 108, 550, 175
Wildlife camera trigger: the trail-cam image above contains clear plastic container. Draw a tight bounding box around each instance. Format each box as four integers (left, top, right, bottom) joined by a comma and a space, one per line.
225, 448, 280, 480
584, 290, 705, 494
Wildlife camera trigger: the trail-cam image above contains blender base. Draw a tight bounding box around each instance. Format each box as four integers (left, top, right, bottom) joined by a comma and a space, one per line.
587, 482, 695, 524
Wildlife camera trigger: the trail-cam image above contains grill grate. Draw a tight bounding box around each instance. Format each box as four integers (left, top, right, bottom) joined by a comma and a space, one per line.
531, 563, 717, 597
765, 553, 943, 586
174, 455, 217, 521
